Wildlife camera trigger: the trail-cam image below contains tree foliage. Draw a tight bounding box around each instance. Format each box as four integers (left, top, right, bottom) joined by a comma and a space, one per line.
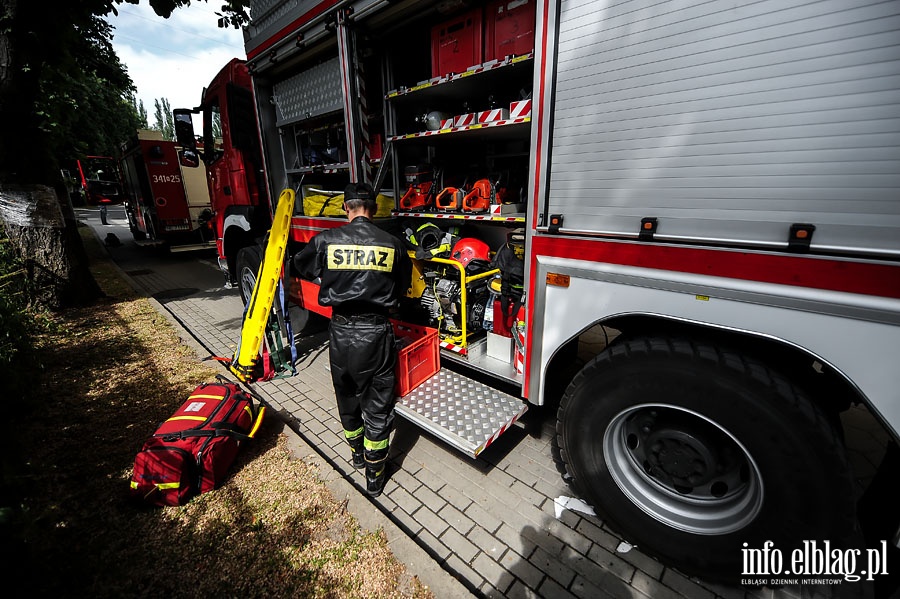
4, 5, 110, 181
153, 97, 175, 140
1, 0, 249, 184
146, 0, 250, 28
0, 0, 249, 309
41, 16, 147, 162
131, 94, 150, 129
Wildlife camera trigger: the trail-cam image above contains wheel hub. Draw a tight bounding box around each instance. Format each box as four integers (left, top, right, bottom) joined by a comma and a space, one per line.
604, 404, 763, 535
637, 410, 722, 490
646, 430, 715, 486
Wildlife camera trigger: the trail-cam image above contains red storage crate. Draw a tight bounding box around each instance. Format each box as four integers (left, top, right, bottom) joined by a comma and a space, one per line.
392, 320, 439, 396
431, 9, 483, 78
484, 0, 536, 61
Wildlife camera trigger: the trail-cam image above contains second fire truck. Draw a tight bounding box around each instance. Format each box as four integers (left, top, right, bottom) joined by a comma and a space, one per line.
119, 129, 216, 251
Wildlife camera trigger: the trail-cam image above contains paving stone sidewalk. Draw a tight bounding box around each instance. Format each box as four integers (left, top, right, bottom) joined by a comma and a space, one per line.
84, 209, 889, 599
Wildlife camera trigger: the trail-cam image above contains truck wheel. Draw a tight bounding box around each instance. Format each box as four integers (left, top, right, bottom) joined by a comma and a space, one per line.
129, 222, 146, 241
555, 336, 857, 582
235, 245, 325, 335
235, 245, 263, 306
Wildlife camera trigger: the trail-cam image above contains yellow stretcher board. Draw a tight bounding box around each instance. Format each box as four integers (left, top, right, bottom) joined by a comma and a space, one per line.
230, 189, 296, 382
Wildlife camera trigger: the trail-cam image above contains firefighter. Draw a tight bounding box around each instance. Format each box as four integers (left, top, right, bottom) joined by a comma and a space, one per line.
292, 182, 410, 497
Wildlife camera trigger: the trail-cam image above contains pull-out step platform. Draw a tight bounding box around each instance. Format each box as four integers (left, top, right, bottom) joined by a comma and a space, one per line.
395, 369, 527, 458
169, 241, 217, 253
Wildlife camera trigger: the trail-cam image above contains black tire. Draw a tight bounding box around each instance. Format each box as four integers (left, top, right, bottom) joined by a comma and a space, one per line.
129, 223, 146, 241
235, 245, 263, 306
145, 214, 158, 241
235, 244, 325, 335
555, 336, 857, 583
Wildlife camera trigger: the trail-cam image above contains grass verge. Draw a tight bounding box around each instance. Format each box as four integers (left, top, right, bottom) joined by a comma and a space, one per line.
3, 226, 433, 598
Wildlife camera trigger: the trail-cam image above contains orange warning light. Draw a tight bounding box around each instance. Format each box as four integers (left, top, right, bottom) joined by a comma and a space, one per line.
546, 273, 570, 287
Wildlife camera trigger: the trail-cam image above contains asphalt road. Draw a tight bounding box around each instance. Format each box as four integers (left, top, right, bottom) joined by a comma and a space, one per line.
76, 205, 894, 599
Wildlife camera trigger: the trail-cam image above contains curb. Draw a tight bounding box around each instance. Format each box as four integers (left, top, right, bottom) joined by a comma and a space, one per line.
81, 220, 473, 598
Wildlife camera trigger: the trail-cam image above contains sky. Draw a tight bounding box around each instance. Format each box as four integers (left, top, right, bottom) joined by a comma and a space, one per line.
105, 1, 246, 123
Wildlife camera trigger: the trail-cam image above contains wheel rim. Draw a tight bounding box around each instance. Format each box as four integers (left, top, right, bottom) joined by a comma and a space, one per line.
603, 403, 763, 535
240, 263, 256, 304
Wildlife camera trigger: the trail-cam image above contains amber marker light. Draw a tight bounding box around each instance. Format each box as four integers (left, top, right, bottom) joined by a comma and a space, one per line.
546, 273, 570, 287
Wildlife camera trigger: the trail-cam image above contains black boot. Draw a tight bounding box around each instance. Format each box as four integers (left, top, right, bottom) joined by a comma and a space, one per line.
364, 446, 388, 497
348, 436, 365, 469
365, 462, 386, 497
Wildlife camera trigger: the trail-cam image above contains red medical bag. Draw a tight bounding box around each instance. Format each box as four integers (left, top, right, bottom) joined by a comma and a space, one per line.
130, 378, 265, 506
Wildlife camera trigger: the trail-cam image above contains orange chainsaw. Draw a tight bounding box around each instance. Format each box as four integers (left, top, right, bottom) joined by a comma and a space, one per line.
462, 178, 494, 213
435, 186, 465, 211
399, 165, 436, 210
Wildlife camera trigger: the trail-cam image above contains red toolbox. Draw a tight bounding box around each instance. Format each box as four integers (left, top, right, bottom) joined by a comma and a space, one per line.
484, 0, 536, 62
393, 320, 439, 396
431, 9, 483, 78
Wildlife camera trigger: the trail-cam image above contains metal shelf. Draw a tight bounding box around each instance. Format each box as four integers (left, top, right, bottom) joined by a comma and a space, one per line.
386, 53, 534, 104
286, 162, 351, 174
393, 210, 525, 223
387, 118, 530, 144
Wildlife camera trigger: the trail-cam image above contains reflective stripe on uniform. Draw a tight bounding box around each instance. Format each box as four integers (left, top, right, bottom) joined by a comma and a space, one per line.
344, 426, 364, 441
327, 244, 395, 271
364, 437, 389, 451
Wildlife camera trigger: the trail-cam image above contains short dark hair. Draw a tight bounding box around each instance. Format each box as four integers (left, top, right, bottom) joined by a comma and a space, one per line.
343, 182, 376, 212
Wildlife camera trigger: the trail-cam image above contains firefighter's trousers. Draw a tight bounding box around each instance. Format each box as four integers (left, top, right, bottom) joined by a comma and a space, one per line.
328, 313, 396, 464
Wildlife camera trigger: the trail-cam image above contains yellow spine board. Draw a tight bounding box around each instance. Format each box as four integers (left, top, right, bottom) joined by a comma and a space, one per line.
230, 189, 296, 382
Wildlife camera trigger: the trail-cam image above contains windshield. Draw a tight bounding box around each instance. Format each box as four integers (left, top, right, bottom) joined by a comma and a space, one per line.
203, 100, 225, 163
81, 157, 119, 182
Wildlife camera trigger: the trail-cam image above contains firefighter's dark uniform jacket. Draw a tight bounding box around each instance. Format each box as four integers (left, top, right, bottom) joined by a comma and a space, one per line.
293, 216, 409, 315
292, 216, 410, 484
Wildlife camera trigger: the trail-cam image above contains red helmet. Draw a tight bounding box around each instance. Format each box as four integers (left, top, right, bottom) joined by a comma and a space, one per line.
451, 238, 490, 266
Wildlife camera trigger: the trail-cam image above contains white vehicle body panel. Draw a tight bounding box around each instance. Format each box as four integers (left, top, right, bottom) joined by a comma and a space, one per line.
542, 0, 900, 256
530, 250, 900, 440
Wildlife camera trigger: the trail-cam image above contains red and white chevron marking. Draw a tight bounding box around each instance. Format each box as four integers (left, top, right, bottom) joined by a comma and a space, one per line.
453, 113, 477, 127
475, 410, 525, 456
387, 117, 531, 142
478, 108, 509, 123
439, 340, 468, 356
385, 52, 534, 100
395, 211, 523, 222
509, 100, 532, 119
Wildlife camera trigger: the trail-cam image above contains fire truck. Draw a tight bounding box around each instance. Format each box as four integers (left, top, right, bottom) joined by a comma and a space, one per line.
119, 129, 216, 251
174, 0, 900, 583
70, 156, 125, 206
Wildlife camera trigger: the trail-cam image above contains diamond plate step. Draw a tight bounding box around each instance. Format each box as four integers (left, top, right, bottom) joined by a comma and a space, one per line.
395, 369, 527, 458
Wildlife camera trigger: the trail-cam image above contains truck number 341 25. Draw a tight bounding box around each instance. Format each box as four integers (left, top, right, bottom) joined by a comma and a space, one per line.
152, 174, 181, 184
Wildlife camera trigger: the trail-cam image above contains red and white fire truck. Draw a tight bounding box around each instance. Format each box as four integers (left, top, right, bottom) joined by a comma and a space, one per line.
174, 0, 900, 582
119, 129, 216, 251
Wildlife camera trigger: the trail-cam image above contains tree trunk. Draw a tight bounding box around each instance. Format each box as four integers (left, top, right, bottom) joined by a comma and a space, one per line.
0, 0, 102, 309
0, 185, 101, 309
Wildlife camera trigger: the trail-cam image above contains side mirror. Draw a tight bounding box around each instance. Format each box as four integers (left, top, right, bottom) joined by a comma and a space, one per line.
178, 149, 200, 168
173, 109, 198, 151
